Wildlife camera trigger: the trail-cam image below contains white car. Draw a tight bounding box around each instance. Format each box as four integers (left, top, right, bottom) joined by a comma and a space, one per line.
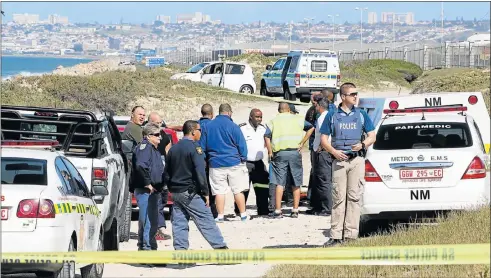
170, 61, 257, 94
1, 141, 108, 278
361, 105, 489, 234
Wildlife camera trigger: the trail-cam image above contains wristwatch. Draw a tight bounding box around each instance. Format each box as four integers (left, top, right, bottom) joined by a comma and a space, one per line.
361, 142, 366, 150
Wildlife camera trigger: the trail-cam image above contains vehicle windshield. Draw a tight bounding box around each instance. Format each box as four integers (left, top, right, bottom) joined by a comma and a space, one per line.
186, 63, 209, 73
373, 122, 473, 150
1, 158, 48, 185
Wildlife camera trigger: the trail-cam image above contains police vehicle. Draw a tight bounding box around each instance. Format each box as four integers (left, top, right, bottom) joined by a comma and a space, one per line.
1, 105, 133, 250
361, 104, 489, 234
260, 49, 341, 102
1, 140, 107, 278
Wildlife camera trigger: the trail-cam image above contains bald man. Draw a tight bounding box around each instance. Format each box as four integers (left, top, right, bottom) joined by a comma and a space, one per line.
147, 112, 172, 241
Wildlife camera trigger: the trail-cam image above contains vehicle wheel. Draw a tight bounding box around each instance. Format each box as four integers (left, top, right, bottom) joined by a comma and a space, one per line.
239, 85, 254, 94
119, 192, 132, 242
104, 219, 120, 251
359, 218, 386, 238
41, 238, 76, 278
81, 233, 104, 278
260, 83, 270, 96
284, 86, 296, 101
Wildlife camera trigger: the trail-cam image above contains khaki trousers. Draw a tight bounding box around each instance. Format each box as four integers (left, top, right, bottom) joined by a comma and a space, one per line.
330, 156, 365, 240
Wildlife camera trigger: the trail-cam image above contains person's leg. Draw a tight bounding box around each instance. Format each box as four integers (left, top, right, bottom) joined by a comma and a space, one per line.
229, 163, 250, 218
329, 159, 348, 241
184, 193, 227, 248
344, 157, 366, 240
206, 166, 218, 218
234, 162, 253, 215
209, 167, 229, 221
134, 188, 151, 250
317, 151, 333, 214
307, 150, 315, 201
289, 151, 303, 212
307, 151, 321, 213
271, 152, 288, 216
171, 193, 191, 250
251, 160, 271, 215
148, 192, 160, 250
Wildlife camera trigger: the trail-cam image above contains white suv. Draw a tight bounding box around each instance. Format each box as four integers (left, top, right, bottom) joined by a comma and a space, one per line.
361, 106, 489, 234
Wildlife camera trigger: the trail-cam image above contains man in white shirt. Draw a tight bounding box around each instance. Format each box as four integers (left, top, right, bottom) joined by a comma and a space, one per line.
307, 96, 333, 216
234, 109, 271, 216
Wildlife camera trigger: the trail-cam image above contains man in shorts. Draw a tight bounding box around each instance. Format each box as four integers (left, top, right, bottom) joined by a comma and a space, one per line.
264, 102, 315, 218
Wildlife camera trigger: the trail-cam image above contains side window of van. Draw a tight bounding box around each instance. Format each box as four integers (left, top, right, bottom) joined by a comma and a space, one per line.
272, 59, 285, 71
289, 56, 299, 70
472, 121, 486, 153
311, 60, 328, 72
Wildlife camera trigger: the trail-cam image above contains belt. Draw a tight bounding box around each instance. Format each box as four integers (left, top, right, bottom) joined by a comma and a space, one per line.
273, 148, 297, 155
330, 151, 364, 161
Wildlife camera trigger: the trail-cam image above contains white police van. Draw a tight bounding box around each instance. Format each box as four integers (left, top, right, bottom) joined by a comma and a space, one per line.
1, 141, 107, 278
360, 99, 490, 234
260, 49, 341, 102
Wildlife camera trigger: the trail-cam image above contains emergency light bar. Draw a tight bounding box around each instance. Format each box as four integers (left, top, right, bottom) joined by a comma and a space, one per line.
383, 106, 468, 114
1, 140, 60, 148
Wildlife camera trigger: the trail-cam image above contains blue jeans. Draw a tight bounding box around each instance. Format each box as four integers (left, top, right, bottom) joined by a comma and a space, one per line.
134, 188, 159, 250
171, 191, 226, 250
157, 187, 169, 229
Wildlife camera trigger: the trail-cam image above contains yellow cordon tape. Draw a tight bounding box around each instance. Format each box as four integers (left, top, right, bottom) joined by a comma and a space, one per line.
2, 244, 489, 266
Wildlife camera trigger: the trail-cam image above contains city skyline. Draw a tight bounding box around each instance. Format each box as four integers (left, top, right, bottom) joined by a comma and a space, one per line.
2, 2, 489, 25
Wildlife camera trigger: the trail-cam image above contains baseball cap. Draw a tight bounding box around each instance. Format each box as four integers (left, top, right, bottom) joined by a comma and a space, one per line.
289, 103, 299, 114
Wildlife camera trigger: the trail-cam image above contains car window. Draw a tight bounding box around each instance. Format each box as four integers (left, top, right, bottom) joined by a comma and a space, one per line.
289, 56, 299, 70
225, 64, 245, 75
55, 157, 77, 195
472, 121, 486, 153
373, 122, 473, 150
61, 157, 90, 198
1, 158, 48, 185
311, 60, 328, 72
104, 123, 116, 153
272, 59, 285, 71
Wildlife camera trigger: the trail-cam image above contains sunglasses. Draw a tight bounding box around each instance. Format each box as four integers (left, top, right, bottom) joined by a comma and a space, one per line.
196, 128, 202, 132
150, 133, 161, 137
343, 92, 359, 97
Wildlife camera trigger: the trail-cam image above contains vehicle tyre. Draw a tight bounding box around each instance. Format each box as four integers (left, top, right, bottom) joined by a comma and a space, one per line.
284, 85, 296, 101
103, 219, 120, 251
119, 192, 132, 242
260, 82, 270, 96
81, 233, 104, 278
37, 238, 76, 278
359, 218, 386, 238
239, 85, 254, 94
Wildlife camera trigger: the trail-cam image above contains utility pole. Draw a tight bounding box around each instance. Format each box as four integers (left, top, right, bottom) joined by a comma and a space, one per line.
328, 14, 339, 50
304, 17, 315, 49
355, 7, 368, 50
441, 1, 444, 48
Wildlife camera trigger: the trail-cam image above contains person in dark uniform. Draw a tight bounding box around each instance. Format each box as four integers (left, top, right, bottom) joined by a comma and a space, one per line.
197, 104, 218, 219
132, 123, 165, 252
164, 120, 228, 250
147, 112, 172, 241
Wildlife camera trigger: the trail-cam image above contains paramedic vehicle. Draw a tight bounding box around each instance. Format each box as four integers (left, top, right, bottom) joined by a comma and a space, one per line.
170, 61, 257, 94
1, 141, 107, 278
260, 49, 341, 102
1, 105, 133, 250
361, 104, 489, 235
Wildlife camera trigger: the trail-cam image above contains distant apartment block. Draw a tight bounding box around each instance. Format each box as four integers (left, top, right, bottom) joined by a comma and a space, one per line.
367, 12, 377, 24
13, 13, 39, 24
381, 12, 415, 25
156, 15, 171, 24
48, 14, 69, 25
176, 12, 212, 24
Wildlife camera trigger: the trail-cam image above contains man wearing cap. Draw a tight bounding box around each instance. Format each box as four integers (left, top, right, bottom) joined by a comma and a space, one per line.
264, 102, 315, 218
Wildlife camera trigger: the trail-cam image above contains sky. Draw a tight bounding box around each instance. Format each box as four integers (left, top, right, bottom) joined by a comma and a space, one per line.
2, 1, 490, 25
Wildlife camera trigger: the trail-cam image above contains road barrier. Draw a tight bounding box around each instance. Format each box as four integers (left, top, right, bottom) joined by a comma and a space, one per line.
2, 243, 489, 266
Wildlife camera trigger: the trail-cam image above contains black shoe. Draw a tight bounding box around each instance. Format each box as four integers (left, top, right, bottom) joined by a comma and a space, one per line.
317, 211, 331, 216
217, 246, 229, 249
323, 238, 343, 247
269, 211, 283, 219
305, 209, 317, 215
290, 212, 299, 218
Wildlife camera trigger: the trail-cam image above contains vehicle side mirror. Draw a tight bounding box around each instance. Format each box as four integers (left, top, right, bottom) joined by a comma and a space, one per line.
266, 65, 272, 70
121, 140, 134, 154
92, 185, 109, 196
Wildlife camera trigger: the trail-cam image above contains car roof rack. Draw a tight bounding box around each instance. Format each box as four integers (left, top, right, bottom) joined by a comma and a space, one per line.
1, 105, 105, 157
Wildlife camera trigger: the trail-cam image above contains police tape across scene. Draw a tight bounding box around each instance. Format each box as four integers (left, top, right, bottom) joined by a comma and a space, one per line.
2, 244, 489, 266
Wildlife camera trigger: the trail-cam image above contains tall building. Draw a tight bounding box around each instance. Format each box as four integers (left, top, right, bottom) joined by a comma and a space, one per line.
381, 12, 415, 25
48, 14, 69, 25
405, 12, 415, 25
12, 13, 39, 24
367, 12, 377, 24
156, 15, 171, 24
176, 12, 211, 24
381, 12, 394, 24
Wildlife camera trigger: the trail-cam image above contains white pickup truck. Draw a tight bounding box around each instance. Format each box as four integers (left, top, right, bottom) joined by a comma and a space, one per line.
0, 105, 132, 251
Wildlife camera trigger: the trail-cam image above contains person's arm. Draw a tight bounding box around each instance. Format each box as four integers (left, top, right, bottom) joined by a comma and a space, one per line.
299, 121, 315, 150
134, 145, 154, 190
190, 145, 209, 197
163, 151, 171, 186
264, 126, 273, 159
320, 112, 348, 161
352, 110, 376, 151
234, 125, 248, 162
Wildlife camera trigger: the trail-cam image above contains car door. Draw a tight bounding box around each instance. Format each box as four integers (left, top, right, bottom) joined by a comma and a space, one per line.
223, 63, 247, 92
105, 120, 127, 216
271, 58, 286, 93
201, 63, 223, 87
61, 157, 98, 251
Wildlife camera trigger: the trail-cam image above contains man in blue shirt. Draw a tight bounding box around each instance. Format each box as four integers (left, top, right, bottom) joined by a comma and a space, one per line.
197, 104, 218, 218
320, 82, 376, 247
201, 103, 249, 222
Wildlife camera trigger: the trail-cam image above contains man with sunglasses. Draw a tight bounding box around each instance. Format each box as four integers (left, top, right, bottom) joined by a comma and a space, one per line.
320, 82, 376, 247
132, 123, 166, 255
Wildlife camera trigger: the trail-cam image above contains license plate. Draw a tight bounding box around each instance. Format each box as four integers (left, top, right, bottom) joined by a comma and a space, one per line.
1, 209, 8, 220
400, 169, 443, 179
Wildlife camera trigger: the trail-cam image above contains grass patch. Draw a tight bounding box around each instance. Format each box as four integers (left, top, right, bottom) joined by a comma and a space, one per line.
265, 206, 490, 278
340, 59, 424, 89
1, 66, 272, 125
411, 68, 490, 114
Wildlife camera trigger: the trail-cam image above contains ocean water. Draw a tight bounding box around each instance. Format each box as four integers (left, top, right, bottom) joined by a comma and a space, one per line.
1, 56, 94, 79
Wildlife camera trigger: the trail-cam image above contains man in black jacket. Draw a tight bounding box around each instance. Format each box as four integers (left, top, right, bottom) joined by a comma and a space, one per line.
132, 123, 165, 251
164, 120, 228, 250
